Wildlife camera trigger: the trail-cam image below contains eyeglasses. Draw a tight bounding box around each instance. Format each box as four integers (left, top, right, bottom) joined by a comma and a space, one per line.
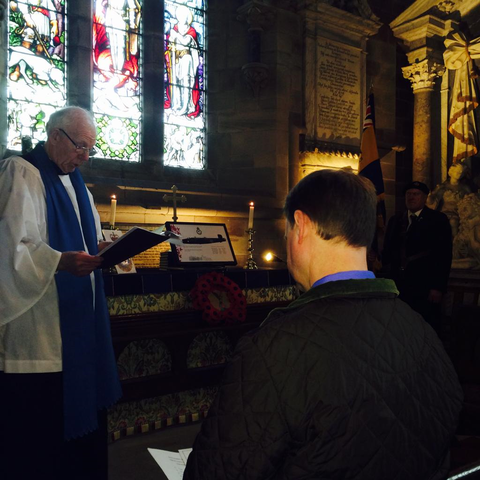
58, 128, 97, 157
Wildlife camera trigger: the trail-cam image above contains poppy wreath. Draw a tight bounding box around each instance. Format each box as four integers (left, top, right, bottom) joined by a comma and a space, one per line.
190, 272, 247, 325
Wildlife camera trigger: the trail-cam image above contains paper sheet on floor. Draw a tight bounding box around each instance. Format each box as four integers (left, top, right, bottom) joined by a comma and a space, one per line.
148, 448, 192, 480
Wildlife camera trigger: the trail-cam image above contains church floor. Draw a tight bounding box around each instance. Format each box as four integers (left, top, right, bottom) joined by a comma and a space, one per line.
108, 428, 480, 480
108, 423, 201, 480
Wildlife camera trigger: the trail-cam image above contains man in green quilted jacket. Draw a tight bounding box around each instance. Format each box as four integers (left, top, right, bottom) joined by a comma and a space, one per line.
184, 169, 463, 480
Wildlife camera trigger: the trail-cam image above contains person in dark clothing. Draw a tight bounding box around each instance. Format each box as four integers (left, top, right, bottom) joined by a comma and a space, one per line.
184, 170, 462, 480
383, 181, 453, 334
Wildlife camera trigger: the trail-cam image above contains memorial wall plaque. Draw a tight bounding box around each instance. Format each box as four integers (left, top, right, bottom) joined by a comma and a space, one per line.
316, 37, 362, 146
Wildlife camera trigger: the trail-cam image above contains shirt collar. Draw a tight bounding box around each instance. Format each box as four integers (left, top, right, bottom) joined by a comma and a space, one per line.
408, 208, 423, 227
408, 208, 423, 217
312, 270, 376, 288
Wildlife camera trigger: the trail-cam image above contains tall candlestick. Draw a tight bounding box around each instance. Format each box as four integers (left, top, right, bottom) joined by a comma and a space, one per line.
244, 228, 258, 270
110, 195, 117, 228
248, 201, 254, 229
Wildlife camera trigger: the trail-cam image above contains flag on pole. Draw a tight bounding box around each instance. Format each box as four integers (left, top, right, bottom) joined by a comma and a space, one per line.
359, 93, 386, 271
359, 93, 385, 200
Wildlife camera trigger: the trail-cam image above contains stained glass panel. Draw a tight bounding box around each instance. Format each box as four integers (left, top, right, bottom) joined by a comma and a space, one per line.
164, 0, 206, 169
93, 0, 142, 162
7, 0, 66, 150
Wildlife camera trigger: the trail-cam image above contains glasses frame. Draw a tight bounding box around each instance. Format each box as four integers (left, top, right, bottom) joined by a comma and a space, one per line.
58, 128, 97, 157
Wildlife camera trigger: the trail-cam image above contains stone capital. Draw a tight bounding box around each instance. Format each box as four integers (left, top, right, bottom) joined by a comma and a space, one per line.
392, 15, 456, 55
402, 58, 445, 91
435, 0, 461, 14
237, 1, 275, 32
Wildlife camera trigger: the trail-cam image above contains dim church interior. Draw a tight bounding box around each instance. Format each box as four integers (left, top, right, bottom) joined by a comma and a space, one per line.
2, 0, 480, 478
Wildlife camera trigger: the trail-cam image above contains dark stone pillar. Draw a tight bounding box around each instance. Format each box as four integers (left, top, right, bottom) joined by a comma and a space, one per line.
142, 0, 164, 170
67, 0, 93, 109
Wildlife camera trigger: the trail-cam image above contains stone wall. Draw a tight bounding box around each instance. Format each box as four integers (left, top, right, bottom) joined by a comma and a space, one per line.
0, 0, 422, 262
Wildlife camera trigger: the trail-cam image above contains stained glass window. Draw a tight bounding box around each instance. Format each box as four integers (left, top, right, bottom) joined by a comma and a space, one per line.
164, 0, 205, 169
93, 0, 142, 162
7, 0, 66, 150
7, 1, 208, 170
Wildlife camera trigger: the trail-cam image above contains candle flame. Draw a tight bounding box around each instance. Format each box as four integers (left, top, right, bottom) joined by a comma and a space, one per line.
111, 194, 116, 200
249, 201, 254, 207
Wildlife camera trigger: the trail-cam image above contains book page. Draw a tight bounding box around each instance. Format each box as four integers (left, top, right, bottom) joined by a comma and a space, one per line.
148, 449, 187, 480
102, 229, 123, 243
96, 228, 180, 268
102, 229, 136, 274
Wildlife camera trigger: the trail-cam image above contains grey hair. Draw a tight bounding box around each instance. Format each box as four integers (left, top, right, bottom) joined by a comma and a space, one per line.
46, 106, 96, 135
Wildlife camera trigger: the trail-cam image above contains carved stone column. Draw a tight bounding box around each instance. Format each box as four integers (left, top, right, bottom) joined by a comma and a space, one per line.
391, 13, 454, 186
237, 1, 274, 97
0, 0, 8, 158
402, 59, 445, 184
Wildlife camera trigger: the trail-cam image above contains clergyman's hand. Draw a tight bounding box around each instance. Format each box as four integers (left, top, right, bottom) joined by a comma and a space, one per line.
57, 251, 103, 277
98, 241, 112, 252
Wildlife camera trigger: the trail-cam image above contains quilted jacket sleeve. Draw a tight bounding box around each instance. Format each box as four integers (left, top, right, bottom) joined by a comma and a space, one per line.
183, 332, 291, 480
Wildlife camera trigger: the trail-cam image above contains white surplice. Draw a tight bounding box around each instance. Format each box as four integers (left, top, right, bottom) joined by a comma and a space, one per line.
0, 156, 102, 373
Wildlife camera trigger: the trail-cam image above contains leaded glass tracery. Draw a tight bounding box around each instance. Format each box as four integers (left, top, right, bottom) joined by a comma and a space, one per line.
93, 0, 142, 162
7, 0, 66, 150
164, 0, 205, 169
7, 1, 208, 170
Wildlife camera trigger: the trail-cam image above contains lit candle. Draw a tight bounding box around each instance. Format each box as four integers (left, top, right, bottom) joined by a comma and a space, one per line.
248, 201, 254, 230
110, 195, 117, 228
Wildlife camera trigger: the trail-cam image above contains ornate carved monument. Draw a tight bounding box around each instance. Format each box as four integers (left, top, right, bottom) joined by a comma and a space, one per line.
430, 30, 480, 268
427, 162, 472, 237
304, 1, 380, 152
301, 0, 380, 176
452, 193, 480, 269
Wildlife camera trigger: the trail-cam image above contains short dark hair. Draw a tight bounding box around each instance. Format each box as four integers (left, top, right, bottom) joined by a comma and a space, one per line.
283, 169, 377, 248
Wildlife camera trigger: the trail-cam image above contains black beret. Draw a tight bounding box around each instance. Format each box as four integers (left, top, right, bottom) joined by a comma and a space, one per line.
404, 181, 429, 195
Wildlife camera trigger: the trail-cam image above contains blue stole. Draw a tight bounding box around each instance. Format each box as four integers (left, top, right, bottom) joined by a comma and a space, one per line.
23, 143, 121, 440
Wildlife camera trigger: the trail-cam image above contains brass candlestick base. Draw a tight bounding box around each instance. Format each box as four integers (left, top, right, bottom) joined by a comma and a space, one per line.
244, 228, 258, 270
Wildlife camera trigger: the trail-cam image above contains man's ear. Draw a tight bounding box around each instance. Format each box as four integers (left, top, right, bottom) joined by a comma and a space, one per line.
49, 128, 61, 145
293, 210, 312, 244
